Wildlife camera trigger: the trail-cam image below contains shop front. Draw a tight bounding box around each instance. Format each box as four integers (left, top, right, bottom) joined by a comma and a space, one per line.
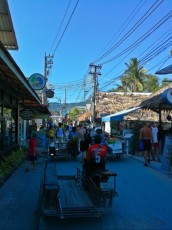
0, 42, 50, 156
0, 0, 51, 156
0, 97, 18, 152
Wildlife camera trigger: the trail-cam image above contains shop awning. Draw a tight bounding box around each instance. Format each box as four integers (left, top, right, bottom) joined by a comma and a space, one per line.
102, 106, 142, 122
155, 64, 172, 75
0, 42, 51, 116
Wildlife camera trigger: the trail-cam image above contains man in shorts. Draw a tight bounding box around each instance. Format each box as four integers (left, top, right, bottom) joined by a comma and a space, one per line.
139, 122, 152, 167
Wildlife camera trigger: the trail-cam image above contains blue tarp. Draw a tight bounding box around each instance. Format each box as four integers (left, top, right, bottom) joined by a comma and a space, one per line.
102, 106, 141, 122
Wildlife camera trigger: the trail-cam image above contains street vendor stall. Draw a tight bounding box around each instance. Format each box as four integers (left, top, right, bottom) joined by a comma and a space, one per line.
102, 107, 140, 156
107, 136, 124, 157
102, 106, 141, 134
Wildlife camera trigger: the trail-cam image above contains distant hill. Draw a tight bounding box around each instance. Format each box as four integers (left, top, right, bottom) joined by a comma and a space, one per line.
48, 101, 87, 113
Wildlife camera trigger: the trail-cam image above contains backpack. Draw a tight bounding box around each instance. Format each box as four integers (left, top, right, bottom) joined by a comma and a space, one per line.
70, 132, 77, 142
49, 129, 55, 138
72, 134, 78, 142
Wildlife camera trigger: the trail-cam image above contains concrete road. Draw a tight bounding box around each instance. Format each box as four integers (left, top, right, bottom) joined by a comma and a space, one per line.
38, 155, 172, 230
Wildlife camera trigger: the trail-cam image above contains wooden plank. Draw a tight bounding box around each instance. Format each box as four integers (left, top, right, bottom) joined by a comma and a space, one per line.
58, 179, 94, 209
44, 163, 59, 189
58, 180, 68, 208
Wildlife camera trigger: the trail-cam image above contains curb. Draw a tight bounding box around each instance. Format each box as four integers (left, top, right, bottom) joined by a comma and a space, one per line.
130, 155, 172, 178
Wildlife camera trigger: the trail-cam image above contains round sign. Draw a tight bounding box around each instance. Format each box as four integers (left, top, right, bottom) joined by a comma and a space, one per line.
162, 88, 172, 105
29, 73, 46, 90
46, 89, 55, 98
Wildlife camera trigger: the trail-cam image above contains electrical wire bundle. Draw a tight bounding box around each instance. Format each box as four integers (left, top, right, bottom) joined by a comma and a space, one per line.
47, 0, 172, 104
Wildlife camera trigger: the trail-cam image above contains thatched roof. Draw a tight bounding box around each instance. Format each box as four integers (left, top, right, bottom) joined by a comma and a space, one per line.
96, 92, 151, 115
79, 86, 172, 122
78, 111, 92, 121
95, 92, 160, 121
138, 83, 172, 112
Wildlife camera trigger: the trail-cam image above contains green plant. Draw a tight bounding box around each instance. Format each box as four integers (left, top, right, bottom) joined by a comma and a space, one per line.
0, 148, 27, 186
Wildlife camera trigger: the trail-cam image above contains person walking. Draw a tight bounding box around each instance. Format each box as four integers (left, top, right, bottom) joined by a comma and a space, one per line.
25, 133, 37, 171
151, 122, 161, 162
78, 124, 86, 163
84, 127, 92, 149
68, 126, 78, 159
139, 122, 152, 167
55, 123, 64, 149
48, 126, 55, 142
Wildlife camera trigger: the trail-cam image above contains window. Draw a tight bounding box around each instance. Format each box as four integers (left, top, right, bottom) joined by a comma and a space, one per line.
2, 107, 17, 149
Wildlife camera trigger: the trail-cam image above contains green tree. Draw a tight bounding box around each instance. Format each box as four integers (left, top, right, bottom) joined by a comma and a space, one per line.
161, 77, 171, 87
108, 88, 117, 92
121, 58, 147, 92
143, 74, 160, 92
68, 108, 83, 121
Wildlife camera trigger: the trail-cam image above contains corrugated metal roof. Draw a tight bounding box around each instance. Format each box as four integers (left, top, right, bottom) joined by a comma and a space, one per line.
0, 0, 18, 50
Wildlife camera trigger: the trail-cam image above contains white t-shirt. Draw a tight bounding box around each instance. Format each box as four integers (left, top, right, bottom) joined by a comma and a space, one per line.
151, 127, 158, 143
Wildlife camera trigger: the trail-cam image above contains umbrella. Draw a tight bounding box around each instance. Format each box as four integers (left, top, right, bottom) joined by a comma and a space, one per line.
155, 64, 172, 75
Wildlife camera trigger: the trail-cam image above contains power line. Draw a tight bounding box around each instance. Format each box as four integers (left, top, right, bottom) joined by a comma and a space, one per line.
49, 0, 72, 54
100, 10, 172, 65
146, 54, 171, 74
98, 30, 172, 84
139, 40, 172, 66
94, 0, 164, 64
93, 0, 146, 63
52, 0, 79, 55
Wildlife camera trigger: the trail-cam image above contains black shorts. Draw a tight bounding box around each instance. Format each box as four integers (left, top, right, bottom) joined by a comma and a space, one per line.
80, 140, 87, 151
143, 139, 151, 151
28, 155, 37, 161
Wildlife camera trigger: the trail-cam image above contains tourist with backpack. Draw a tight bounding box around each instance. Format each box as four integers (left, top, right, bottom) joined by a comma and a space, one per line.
48, 126, 55, 142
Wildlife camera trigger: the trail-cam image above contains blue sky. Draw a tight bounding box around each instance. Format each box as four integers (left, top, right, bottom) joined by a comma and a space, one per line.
8, 0, 172, 103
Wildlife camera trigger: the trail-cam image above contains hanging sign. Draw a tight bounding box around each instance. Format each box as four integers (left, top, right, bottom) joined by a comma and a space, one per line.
20, 108, 34, 120
46, 89, 55, 98
29, 73, 46, 90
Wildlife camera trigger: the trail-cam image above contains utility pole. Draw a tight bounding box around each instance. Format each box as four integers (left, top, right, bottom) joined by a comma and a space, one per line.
64, 88, 67, 115
89, 63, 102, 125
84, 76, 88, 106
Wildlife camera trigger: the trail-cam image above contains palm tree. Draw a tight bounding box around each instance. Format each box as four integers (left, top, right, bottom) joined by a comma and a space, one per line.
115, 83, 130, 92
121, 58, 147, 92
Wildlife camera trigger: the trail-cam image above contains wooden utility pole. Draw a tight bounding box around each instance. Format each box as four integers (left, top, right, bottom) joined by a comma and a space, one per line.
64, 88, 67, 115
89, 63, 102, 125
